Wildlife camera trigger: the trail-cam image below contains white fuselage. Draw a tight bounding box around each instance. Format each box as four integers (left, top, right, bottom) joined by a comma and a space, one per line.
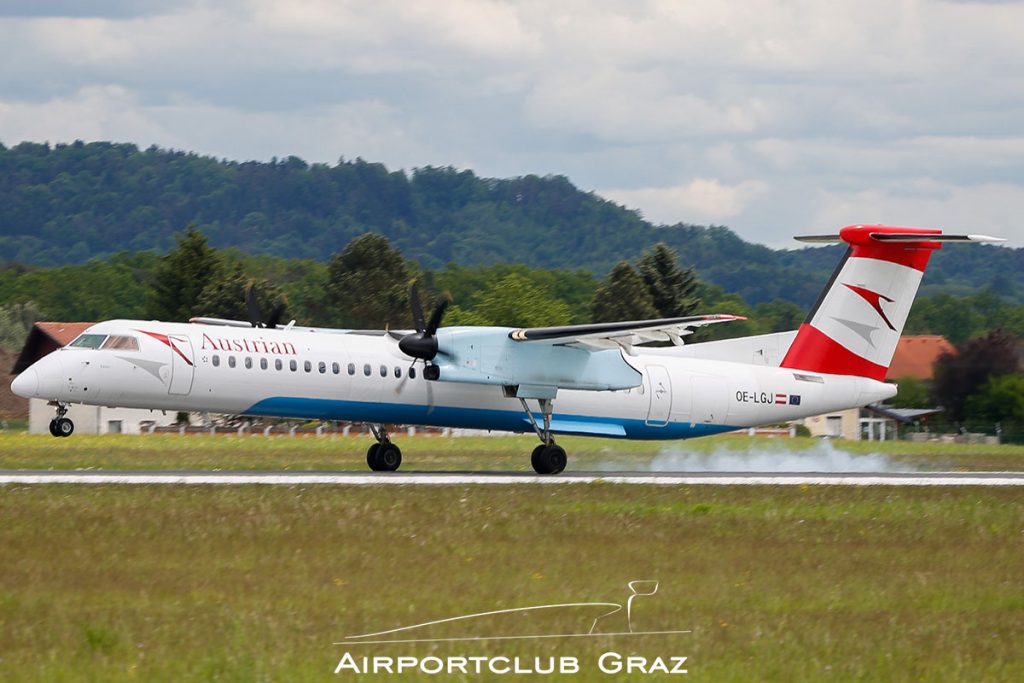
13, 319, 896, 440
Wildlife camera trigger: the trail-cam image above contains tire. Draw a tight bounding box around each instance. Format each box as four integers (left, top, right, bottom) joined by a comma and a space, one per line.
530, 444, 546, 473
532, 444, 567, 475
377, 444, 402, 472
366, 443, 381, 470
49, 419, 60, 437
55, 417, 74, 437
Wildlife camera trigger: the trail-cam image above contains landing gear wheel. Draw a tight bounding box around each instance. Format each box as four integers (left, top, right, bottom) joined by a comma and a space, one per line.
54, 417, 74, 438
531, 444, 567, 475
367, 443, 402, 472
49, 419, 60, 437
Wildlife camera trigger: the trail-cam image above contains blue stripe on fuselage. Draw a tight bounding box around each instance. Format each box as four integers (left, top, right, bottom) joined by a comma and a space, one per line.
243, 396, 735, 440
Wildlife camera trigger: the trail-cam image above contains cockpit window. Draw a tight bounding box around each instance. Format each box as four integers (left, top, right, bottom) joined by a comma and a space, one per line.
68, 334, 107, 349
101, 335, 140, 351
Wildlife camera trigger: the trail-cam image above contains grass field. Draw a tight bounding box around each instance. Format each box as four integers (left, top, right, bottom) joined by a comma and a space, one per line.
1, 431, 1024, 472
1, 483, 1022, 681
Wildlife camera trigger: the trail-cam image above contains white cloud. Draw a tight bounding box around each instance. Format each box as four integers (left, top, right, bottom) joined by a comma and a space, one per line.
1, 0, 1023, 247
603, 178, 769, 224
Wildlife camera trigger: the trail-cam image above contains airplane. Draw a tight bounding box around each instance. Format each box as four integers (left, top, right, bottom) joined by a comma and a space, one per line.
9, 224, 1003, 474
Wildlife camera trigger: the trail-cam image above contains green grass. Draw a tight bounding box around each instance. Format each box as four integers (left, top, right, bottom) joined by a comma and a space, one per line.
0, 484, 1021, 681
1, 432, 1023, 471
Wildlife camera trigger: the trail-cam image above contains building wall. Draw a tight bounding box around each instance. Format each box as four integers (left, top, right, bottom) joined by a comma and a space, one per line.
802, 408, 861, 440
29, 399, 178, 435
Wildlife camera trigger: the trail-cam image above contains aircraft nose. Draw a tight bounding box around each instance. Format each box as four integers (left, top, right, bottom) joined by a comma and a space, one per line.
11, 368, 39, 398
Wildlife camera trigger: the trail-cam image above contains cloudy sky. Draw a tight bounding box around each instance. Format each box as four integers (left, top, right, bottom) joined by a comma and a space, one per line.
1, 0, 1022, 246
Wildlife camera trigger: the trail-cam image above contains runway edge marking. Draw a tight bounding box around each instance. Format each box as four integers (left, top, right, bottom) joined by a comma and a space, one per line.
2, 472, 1024, 486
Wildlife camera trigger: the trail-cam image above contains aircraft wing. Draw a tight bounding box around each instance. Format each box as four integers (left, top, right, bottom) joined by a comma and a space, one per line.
508, 314, 746, 350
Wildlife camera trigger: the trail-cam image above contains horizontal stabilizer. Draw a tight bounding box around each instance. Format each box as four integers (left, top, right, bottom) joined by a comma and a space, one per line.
795, 232, 1005, 244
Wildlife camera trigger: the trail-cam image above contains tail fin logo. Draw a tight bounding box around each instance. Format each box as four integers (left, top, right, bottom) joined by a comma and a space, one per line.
843, 284, 895, 331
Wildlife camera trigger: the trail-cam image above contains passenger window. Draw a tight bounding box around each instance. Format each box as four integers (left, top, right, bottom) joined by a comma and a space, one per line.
394, 366, 401, 378
260, 358, 268, 370
363, 364, 371, 377
304, 360, 312, 373
379, 364, 387, 377
290, 359, 297, 372
228, 356, 236, 368
332, 362, 340, 375
212, 355, 220, 367
244, 357, 253, 369
318, 361, 326, 374
409, 367, 416, 379
348, 363, 355, 376
69, 334, 107, 349
275, 359, 282, 371
101, 335, 140, 351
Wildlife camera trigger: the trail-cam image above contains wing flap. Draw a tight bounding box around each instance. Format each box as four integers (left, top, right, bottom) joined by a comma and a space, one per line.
509, 314, 745, 347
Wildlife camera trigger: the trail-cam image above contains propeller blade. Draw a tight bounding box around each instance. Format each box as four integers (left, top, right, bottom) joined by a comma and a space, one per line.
245, 283, 262, 328
409, 282, 426, 333
425, 295, 450, 336
265, 301, 287, 330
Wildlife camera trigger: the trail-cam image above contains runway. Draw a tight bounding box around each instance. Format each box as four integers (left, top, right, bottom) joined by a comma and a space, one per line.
2, 470, 1023, 486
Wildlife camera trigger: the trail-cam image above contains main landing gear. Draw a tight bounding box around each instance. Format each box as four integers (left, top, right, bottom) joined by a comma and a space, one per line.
48, 402, 74, 438
520, 398, 567, 475
366, 424, 402, 472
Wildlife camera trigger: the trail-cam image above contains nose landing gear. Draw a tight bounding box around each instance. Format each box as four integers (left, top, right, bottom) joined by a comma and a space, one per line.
48, 403, 74, 438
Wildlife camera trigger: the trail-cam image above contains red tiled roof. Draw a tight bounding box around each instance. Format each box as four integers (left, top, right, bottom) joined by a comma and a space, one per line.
886, 335, 956, 381
34, 322, 94, 346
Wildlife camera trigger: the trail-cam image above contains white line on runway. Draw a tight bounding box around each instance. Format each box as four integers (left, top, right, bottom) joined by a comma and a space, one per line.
2, 472, 1023, 486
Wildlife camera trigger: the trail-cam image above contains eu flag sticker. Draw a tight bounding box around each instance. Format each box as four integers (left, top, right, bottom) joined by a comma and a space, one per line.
789, 394, 801, 406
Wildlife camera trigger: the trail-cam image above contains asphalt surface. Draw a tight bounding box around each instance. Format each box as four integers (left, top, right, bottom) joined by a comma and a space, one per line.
2, 470, 1023, 486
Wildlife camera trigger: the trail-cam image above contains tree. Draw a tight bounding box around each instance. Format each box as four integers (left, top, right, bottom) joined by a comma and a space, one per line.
591, 262, 658, 323
0, 301, 43, 349
636, 243, 700, 317
888, 376, 931, 408
324, 233, 412, 328
932, 330, 1020, 421
146, 226, 223, 321
964, 374, 1024, 423
445, 273, 571, 328
195, 264, 289, 323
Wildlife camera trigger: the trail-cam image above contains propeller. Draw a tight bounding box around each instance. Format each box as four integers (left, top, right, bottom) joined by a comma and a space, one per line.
245, 282, 287, 329
398, 282, 450, 362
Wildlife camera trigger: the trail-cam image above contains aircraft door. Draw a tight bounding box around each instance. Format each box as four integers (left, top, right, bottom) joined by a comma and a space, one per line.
645, 365, 672, 426
168, 335, 195, 395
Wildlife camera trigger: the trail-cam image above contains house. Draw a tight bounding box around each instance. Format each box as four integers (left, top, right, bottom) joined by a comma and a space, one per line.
885, 335, 955, 381
12, 322, 180, 435
801, 335, 953, 440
